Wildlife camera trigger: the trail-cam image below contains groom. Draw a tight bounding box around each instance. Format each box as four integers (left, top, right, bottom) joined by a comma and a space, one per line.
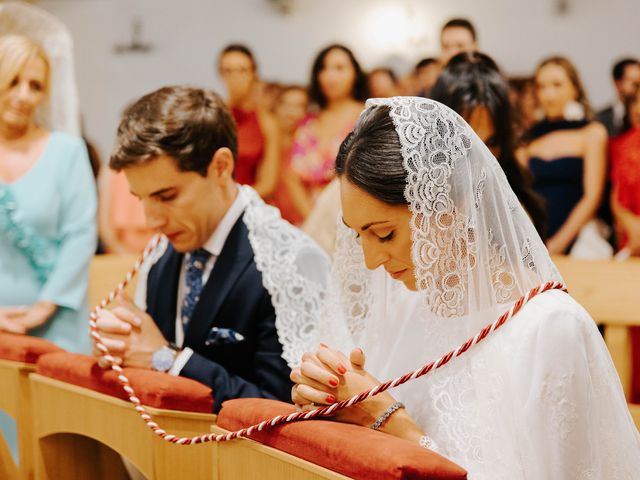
92, 86, 293, 412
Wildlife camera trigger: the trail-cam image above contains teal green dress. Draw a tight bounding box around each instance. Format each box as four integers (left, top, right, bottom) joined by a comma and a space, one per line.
0, 131, 96, 459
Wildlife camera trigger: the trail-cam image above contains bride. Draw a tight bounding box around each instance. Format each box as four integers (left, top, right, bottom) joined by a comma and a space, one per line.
291, 97, 640, 479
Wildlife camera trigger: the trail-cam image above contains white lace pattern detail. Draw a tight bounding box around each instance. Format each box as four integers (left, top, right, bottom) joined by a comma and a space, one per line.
241, 186, 330, 368
540, 373, 579, 440
370, 98, 473, 318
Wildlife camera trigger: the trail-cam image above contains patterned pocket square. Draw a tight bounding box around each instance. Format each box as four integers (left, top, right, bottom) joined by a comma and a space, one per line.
205, 327, 245, 347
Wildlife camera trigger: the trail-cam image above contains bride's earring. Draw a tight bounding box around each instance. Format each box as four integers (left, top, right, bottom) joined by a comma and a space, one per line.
563, 100, 585, 121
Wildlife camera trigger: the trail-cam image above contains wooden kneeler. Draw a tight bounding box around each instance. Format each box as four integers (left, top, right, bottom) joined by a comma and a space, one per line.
0, 358, 35, 480
30, 353, 217, 480
28, 253, 220, 479
0, 334, 63, 480
211, 423, 350, 480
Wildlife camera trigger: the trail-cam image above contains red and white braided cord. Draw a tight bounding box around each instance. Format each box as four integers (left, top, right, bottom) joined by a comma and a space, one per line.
90, 237, 567, 445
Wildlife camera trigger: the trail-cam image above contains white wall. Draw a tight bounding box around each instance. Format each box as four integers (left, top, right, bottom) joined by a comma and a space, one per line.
34, 0, 640, 159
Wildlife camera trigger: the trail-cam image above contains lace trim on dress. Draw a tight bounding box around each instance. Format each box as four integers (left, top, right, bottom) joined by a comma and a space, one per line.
0, 185, 56, 283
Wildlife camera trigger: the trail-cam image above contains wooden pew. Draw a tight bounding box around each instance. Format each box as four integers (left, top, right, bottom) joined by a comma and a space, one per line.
29, 254, 217, 479
0, 334, 62, 480
30, 373, 216, 480
0, 254, 137, 480
0, 358, 34, 480
31, 254, 639, 478
211, 424, 348, 479
553, 255, 640, 429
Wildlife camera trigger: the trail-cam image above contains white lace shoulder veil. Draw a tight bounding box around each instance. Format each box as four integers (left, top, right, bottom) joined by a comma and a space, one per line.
0, 2, 80, 135
241, 186, 331, 369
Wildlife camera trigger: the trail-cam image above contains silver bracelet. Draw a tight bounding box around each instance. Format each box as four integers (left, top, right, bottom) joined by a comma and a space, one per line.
370, 401, 404, 430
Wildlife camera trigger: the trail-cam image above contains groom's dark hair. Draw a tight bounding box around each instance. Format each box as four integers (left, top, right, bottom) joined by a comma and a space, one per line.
110, 86, 237, 177
335, 105, 407, 205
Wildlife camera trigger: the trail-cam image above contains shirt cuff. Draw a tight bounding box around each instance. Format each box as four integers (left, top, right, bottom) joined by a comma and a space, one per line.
169, 347, 194, 376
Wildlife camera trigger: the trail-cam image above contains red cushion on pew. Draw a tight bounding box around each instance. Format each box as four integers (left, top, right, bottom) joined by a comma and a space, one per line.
217, 398, 467, 480
631, 326, 640, 404
36, 352, 213, 413
0, 333, 63, 363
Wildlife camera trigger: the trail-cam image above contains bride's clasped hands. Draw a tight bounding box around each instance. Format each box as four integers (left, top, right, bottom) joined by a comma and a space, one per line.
290, 344, 424, 442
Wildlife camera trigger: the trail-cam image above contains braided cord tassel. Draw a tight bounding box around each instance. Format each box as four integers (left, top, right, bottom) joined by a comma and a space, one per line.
89, 246, 566, 444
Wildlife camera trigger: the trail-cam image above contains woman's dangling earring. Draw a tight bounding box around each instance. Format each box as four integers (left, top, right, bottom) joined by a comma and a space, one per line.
563, 100, 585, 121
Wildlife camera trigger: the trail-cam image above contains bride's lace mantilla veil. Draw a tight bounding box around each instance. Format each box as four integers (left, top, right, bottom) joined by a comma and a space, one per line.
321, 97, 640, 479
370, 97, 562, 317
325, 96, 562, 352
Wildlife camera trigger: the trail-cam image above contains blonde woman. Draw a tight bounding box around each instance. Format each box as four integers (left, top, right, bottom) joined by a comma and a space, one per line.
0, 35, 95, 347
0, 33, 95, 462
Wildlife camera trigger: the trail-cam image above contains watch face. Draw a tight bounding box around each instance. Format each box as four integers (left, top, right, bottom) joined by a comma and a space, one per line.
152, 347, 175, 372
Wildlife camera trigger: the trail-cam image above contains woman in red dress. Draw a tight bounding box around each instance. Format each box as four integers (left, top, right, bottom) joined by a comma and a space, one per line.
218, 44, 280, 200
611, 88, 640, 255
610, 87, 640, 404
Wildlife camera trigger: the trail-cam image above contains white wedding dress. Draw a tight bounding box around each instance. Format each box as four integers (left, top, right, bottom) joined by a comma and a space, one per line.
321, 97, 640, 479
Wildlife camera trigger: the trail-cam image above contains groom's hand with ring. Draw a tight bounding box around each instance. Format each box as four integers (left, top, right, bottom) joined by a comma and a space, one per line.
92, 293, 168, 369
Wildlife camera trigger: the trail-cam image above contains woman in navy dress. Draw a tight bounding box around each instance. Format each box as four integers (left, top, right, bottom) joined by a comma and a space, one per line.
521, 57, 607, 254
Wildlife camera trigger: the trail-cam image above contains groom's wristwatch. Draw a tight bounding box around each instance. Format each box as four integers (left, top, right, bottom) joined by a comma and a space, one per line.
151, 343, 179, 372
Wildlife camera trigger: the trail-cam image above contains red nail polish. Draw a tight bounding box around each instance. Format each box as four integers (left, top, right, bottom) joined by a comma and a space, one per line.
329, 378, 338, 387
338, 365, 347, 375
326, 395, 335, 403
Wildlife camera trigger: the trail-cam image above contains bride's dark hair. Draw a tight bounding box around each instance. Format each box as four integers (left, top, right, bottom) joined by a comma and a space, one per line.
335, 105, 407, 205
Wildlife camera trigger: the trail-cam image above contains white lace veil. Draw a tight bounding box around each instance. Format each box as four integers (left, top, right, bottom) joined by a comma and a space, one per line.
240, 186, 331, 369
320, 97, 640, 478
0, 2, 80, 135
323, 96, 562, 356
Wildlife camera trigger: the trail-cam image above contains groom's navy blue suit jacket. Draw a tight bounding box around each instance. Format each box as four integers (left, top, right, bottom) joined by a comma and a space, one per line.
145, 215, 293, 412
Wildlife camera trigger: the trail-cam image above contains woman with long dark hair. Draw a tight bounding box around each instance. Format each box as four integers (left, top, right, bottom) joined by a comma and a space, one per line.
284, 44, 367, 222
431, 51, 547, 238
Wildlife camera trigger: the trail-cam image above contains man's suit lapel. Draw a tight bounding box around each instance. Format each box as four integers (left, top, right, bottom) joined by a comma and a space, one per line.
146, 244, 182, 342
183, 215, 254, 347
